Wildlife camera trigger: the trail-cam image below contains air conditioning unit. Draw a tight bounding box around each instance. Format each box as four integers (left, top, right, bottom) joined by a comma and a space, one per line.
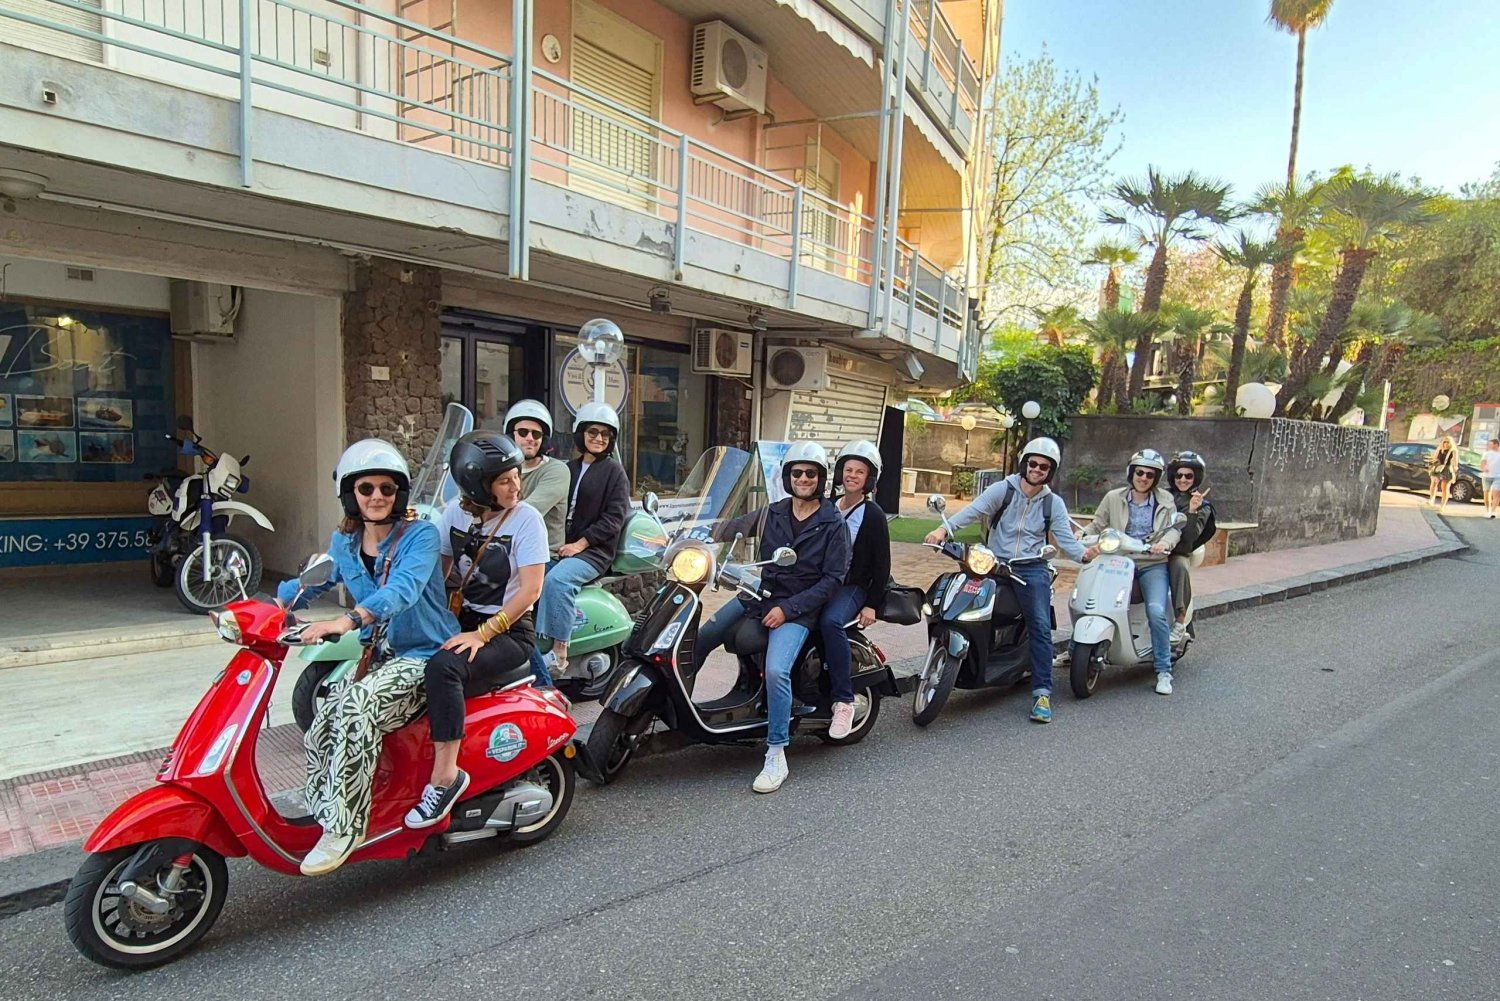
691, 21, 768, 114
170, 281, 241, 339
766, 346, 829, 393
691, 327, 753, 377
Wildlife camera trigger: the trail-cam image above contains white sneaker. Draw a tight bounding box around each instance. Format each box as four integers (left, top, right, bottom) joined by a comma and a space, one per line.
828, 702, 856, 740
1155, 673, 1174, 696
752, 747, 788, 794
1170, 622, 1188, 645
300, 831, 358, 876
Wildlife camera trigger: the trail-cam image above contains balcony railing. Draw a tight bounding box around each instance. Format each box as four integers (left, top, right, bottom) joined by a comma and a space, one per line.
908, 0, 980, 133
1, 0, 972, 361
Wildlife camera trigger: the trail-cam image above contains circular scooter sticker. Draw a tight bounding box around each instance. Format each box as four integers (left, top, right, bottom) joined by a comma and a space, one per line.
486, 723, 527, 763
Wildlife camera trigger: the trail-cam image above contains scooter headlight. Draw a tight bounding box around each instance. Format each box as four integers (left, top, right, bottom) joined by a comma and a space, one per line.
670, 546, 712, 584
209, 609, 243, 644
1098, 529, 1123, 554
964, 544, 998, 577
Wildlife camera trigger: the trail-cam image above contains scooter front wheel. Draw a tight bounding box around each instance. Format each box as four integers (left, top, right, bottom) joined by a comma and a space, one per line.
580, 708, 647, 786
64, 842, 228, 970
292, 661, 338, 732
912, 639, 959, 728
1069, 640, 1107, 699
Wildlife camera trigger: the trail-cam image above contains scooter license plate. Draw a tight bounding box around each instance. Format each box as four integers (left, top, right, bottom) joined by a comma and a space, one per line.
962, 579, 984, 594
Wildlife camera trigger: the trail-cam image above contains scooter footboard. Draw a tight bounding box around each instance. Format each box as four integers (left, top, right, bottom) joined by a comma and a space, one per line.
83, 785, 245, 858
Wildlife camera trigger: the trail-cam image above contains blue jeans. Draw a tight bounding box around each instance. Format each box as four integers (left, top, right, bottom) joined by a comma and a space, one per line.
526, 558, 559, 686
1135, 562, 1173, 674
538, 556, 599, 653
1010, 561, 1057, 696
818, 585, 865, 705
697, 598, 810, 748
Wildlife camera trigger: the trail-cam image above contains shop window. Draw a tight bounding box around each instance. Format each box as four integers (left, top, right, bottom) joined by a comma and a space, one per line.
0, 303, 176, 483
550, 335, 706, 497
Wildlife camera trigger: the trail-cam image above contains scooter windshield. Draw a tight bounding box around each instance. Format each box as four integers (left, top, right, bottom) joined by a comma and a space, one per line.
408, 403, 475, 521
652, 446, 754, 540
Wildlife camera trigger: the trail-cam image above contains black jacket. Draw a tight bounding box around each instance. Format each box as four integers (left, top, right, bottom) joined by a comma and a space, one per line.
716, 497, 852, 627
1170, 488, 1217, 556
840, 498, 891, 608
566, 456, 632, 574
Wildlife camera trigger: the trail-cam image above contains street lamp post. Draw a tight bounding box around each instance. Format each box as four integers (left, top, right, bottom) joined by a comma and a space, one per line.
999, 413, 1015, 469
1021, 400, 1041, 441
960, 414, 977, 467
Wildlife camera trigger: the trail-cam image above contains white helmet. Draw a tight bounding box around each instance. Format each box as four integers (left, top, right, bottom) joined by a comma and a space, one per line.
503, 399, 553, 438
1019, 437, 1061, 484
781, 441, 831, 496
573, 401, 621, 455
334, 439, 411, 521
1127, 447, 1167, 484
833, 440, 882, 495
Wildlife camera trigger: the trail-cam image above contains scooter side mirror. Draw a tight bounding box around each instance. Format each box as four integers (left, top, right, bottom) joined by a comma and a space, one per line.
299, 553, 335, 587
926, 494, 947, 515
772, 546, 797, 567
643, 491, 659, 516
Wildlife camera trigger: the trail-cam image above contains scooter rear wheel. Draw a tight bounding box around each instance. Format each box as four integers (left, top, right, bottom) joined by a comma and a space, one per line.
817, 690, 880, 745
1069, 640, 1106, 699
64, 843, 227, 970
912, 639, 959, 727
508, 751, 575, 845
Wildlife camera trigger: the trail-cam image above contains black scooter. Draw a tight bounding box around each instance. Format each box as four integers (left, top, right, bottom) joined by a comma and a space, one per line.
579, 517, 901, 786
911, 495, 1056, 726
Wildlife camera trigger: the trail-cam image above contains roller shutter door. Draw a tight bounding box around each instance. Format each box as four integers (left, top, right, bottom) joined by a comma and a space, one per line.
788, 372, 887, 455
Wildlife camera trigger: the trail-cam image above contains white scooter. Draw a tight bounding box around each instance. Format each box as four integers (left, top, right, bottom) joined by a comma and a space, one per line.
1067, 513, 1195, 698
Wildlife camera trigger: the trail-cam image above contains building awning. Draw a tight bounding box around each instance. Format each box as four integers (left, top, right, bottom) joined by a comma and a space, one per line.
769, 0, 874, 66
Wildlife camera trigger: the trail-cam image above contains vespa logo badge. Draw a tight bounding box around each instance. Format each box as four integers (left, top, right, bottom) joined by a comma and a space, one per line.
485, 723, 527, 763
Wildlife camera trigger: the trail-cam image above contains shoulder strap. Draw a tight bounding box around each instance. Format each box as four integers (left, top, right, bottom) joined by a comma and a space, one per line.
374, 518, 414, 586
988, 480, 1015, 534
456, 505, 515, 593
1043, 493, 1057, 539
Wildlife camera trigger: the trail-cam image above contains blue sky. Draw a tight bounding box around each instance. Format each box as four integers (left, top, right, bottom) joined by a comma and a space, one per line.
1000, 0, 1500, 200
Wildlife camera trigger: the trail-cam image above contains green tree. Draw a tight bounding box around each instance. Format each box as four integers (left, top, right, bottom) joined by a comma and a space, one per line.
1279, 176, 1437, 416
1101, 167, 1235, 401
974, 345, 1098, 442
1267, 0, 1336, 190
1213, 234, 1289, 408
1033, 304, 1085, 346
1251, 177, 1324, 350
1084, 239, 1138, 311
979, 48, 1124, 322
1083, 308, 1166, 412
1160, 304, 1218, 415
1394, 180, 1500, 339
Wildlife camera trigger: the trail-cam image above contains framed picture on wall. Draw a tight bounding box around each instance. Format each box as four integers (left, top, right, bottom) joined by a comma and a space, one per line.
80, 432, 136, 464
18, 430, 77, 462
0, 430, 13, 462
0, 394, 11, 427
14, 396, 74, 429
79, 398, 135, 430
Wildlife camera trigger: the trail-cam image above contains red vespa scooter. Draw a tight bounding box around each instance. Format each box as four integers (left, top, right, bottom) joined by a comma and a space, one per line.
63, 555, 578, 970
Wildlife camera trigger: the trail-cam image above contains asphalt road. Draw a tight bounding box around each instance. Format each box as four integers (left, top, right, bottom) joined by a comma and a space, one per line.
3, 521, 1497, 1000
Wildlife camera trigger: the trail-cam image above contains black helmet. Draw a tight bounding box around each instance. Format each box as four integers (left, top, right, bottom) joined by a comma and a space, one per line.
449, 431, 524, 509
1167, 450, 1206, 491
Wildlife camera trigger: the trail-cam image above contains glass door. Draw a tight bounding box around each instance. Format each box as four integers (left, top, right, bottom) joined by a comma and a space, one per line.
440, 311, 550, 436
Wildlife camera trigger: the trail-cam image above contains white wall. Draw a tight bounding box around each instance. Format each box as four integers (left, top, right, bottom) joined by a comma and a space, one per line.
0, 255, 170, 311
192, 287, 343, 577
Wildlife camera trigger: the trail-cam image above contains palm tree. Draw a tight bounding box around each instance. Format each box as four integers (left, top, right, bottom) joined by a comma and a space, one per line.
1213, 234, 1289, 408
1033, 304, 1084, 347
1084, 240, 1139, 312
1324, 303, 1444, 423
1160, 305, 1217, 415
1085, 309, 1166, 412
1250, 178, 1323, 351
1267, 0, 1336, 190
1278, 176, 1436, 416
1102, 167, 1234, 401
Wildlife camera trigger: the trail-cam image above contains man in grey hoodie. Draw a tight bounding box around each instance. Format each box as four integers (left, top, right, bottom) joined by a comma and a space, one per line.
924, 437, 1086, 724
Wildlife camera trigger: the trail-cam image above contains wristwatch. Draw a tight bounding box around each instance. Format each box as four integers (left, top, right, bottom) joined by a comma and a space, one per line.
343, 611, 363, 630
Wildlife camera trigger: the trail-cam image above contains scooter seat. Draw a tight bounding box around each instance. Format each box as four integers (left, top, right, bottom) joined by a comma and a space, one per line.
723, 617, 770, 657
462, 662, 535, 697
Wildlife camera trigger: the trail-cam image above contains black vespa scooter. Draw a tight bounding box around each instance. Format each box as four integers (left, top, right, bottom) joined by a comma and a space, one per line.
911, 495, 1056, 726
579, 520, 902, 786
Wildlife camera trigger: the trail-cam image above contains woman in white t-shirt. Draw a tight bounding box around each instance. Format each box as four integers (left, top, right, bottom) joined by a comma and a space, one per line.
405, 431, 550, 829
1482, 438, 1500, 518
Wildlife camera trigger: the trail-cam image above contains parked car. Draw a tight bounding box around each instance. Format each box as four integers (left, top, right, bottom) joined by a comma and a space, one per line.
1383, 441, 1483, 503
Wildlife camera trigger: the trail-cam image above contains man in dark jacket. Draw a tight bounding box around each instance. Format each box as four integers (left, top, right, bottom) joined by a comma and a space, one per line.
537, 402, 632, 678
1167, 450, 1216, 644
697, 442, 851, 794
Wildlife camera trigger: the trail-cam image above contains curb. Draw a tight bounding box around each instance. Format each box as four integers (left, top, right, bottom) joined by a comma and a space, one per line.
0, 521, 1468, 918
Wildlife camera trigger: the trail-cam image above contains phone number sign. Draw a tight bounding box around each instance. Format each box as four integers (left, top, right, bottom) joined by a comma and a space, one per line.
0, 516, 155, 568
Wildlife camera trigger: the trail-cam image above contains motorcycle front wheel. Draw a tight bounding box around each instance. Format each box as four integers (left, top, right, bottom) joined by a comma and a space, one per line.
175, 534, 262, 614
581, 708, 650, 786
911, 637, 960, 727
1069, 640, 1107, 699
64, 842, 228, 970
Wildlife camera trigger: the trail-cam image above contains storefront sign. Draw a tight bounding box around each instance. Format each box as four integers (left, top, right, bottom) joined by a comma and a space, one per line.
558, 349, 628, 415
0, 516, 154, 568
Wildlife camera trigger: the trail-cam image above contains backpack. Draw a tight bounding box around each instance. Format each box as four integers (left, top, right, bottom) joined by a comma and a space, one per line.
986, 481, 1059, 543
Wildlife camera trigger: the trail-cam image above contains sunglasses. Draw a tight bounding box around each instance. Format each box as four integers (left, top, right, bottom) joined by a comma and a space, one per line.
788, 468, 821, 481
583, 427, 613, 440
513, 427, 544, 440
356, 482, 398, 497
1132, 469, 1159, 479
1026, 460, 1052, 471
1173, 472, 1197, 480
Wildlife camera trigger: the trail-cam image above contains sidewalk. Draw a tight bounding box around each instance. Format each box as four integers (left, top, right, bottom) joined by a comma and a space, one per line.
0, 494, 1467, 886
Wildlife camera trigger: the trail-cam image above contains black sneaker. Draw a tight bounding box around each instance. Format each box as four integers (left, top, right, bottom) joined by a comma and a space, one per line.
405, 769, 470, 829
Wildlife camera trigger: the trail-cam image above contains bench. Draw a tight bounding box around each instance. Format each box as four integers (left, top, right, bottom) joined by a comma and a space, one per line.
1202, 521, 1258, 566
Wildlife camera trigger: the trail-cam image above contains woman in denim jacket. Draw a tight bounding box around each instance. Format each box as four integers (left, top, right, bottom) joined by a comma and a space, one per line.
277, 439, 459, 876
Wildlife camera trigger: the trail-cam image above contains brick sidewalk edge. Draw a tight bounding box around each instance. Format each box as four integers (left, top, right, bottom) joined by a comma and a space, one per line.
0, 512, 1468, 918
